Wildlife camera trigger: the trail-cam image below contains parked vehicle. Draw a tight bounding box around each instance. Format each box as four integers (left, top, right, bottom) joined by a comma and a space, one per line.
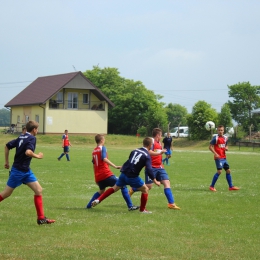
165, 126, 189, 138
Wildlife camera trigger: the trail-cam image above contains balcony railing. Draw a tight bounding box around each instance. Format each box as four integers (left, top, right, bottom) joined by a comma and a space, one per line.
49, 100, 105, 111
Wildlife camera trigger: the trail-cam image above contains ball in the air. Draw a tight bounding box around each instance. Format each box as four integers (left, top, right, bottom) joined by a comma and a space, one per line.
205, 121, 215, 131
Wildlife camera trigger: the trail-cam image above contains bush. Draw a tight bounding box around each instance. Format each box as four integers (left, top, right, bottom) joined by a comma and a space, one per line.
137, 126, 147, 137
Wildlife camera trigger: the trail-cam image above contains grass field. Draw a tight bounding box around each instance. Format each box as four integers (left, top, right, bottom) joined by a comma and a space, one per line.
0, 133, 259, 260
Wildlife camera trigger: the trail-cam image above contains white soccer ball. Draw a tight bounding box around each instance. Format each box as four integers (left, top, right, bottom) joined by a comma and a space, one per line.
205, 121, 215, 131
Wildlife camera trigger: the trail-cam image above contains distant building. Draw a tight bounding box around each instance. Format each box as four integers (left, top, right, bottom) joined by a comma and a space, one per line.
5, 71, 114, 134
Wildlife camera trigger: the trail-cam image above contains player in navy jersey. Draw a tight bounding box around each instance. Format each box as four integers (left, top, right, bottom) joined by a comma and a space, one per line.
209, 125, 239, 192
162, 132, 173, 165
91, 137, 161, 213
0, 120, 55, 225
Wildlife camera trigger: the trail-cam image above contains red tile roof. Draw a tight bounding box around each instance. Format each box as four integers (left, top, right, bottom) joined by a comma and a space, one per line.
5, 71, 114, 107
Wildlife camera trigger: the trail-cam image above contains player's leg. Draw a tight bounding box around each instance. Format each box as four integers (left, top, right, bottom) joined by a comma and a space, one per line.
0, 185, 14, 201
86, 187, 105, 209
209, 159, 222, 191
224, 162, 239, 190
138, 184, 151, 213
27, 174, 55, 225
64, 146, 70, 161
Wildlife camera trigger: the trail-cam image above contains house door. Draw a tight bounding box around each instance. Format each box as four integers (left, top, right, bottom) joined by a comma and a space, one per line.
68, 93, 78, 109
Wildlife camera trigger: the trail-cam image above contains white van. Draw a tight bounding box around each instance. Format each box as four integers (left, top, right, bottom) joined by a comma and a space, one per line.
165, 126, 189, 138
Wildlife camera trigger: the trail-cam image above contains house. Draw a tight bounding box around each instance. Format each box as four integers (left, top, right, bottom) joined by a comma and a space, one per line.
4, 71, 114, 134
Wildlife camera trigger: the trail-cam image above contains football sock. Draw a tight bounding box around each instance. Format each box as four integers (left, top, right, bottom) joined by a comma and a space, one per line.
163, 158, 166, 163
58, 153, 64, 159
34, 195, 45, 219
164, 188, 174, 204
166, 158, 169, 164
98, 187, 115, 203
121, 186, 133, 208
140, 193, 148, 211
66, 154, 70, 161
226, 173, 233, 188
0, 195, 4, 202
86, 192, 100, 208
210, 173, 219, 187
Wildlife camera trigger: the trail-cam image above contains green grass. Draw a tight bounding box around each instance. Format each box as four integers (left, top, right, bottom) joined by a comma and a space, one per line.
0, 134, 259, 259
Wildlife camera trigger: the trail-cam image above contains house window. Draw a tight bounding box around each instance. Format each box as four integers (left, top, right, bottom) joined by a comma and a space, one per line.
83, 94, 89, 104
17, 115, 20, 123
68, 93, 78, 109
25, 116, 29, 123
35, 115, 39, 123
56, 92, 63, 103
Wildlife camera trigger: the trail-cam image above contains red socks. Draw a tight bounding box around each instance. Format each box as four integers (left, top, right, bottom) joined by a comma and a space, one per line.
140, 193, 148, 211
0, 195, 4, 202
98, 188, 115, 202
34, 195, 44, 219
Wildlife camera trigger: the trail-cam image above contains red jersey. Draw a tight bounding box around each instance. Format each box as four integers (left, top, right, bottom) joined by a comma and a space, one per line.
210, 135, 228, 159
92, 145, 113, 182
62, 134, 70, 146
151, 139, 164, 168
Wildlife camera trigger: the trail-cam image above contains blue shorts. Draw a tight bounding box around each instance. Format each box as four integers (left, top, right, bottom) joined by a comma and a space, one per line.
7, 167, 37, 189
215, 158, 230, 170
165, 149, 172, 156
97, 175, 118, 190
63, 146, 69, 153
116, 173, 144, 189
145, 168, 169, 184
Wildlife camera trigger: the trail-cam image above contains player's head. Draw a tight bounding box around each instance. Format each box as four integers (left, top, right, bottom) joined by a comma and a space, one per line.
26, 121, 39, 136
217, 125, 224, 136
95, 134, 105, 144
152, 128, 162, 139
167, 132, 171, 137
143, 137, 153, 149
22, 126, 27, 134
65, 130, 68, 134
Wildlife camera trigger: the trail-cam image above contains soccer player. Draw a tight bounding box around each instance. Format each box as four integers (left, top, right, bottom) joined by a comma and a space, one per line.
209, 125, 239, 192
86, 134, 139, 211
129, 128, 181, 210
0, 120, 55, 225
57, 129, 72, 161
91, 137, 161, 213
162, 132, 173, 165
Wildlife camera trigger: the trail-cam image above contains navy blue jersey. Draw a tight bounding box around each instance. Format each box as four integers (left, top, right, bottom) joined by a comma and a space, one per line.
6, 133, 36, 172
120, 147, 154, 180
163, 136, 172, 150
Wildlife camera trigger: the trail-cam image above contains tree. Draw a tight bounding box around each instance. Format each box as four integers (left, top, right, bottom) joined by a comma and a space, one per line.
0, 108, 10, 126
84, 66, 168, 135
165, 103, 188, 129
187, 101, 218, 140
218, 103, 232, 128
228, 82, 260, 132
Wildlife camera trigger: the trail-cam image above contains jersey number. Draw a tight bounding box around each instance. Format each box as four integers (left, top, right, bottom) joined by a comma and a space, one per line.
130, 152, 142, 164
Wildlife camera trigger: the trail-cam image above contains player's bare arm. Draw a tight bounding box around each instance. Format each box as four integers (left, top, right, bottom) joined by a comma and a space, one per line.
25, 149, 43, 159
4, 146, 10, 169
209, 144, 219, 158
153, 179, 161, 187
149, 149, 167, 156
103, 158, 121, 169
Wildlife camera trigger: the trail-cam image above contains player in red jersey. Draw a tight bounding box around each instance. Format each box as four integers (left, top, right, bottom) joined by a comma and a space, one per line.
209, 125, 239, 192
58, 130, 72, 161
86, 134, 139, 211
129, 128, 180, 210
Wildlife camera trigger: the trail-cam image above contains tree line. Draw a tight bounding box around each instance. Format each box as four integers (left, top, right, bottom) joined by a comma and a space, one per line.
84, 66, 260, 140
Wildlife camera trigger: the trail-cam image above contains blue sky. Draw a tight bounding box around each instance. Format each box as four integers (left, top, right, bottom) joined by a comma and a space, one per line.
1, 0, 260, 112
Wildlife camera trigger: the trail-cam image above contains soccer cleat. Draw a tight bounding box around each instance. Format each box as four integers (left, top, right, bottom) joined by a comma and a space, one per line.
209, 186, 217, 192
128, 206, 140, 211
57, 158, 60, 161
128, 188, 134, 197
229, 186, 240, 191
168, 204, 181, 210
140, 209, 152, 214
37, 217, 55, 225
91, 199, 99, 207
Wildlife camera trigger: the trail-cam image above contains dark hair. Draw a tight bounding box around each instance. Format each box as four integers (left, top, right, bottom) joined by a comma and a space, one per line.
95, 134, 104, 144
217, 125, 224, 129
152, 128, 162, 137
143, 137, 152, 147
26, 120, 39, 132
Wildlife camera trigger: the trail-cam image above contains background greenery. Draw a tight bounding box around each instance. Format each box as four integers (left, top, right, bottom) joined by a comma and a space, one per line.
0, 134, 259, 259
